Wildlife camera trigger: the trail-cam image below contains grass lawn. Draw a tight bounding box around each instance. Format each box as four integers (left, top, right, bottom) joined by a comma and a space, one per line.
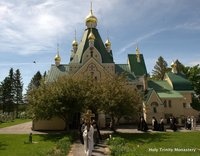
0, 119, 32, 128
107, 132, 200, 156
0, 134, 72, 156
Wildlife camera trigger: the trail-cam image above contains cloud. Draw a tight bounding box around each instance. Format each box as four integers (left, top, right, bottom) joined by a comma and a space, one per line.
0, 0, 121, 56
118, 28, 168, 54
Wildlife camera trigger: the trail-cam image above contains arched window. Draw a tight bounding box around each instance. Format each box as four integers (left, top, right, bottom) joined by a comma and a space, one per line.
151, 102, 158, 113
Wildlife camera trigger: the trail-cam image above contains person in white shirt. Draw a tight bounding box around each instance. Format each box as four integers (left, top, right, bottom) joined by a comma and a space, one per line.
83, 121, 94, 156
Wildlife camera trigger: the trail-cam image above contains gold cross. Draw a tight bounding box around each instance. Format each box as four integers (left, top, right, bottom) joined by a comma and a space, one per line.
83, 110, 95, 124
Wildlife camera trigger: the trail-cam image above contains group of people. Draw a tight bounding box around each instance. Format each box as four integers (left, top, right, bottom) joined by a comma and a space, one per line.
79, 118, 101, 156
138, 116, 165, 132
185, 116, 196, 130
152, 116, 165, 131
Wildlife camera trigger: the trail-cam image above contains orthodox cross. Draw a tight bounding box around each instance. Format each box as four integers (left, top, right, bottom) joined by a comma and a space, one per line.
90, 50, 93, 57
83, 109, 95, 124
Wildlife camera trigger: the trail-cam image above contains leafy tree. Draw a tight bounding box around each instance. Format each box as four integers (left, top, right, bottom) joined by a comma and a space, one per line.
100, 75, 141, 131
28, 74, 141, 131
28, 76, 86, 130
185, 65, 200, 96
183, 64, 200, 111
152, 56, 168, 80
83, 79, 103, 118
14, 69, 23, 117
191, 95, 200, 111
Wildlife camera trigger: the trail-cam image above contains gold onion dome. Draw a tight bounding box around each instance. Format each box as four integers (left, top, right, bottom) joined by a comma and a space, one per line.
72, 40, 78, 46
85, 10, 97, 24
105, 39, 111, 47
55, 54, 61, 62
88, 31, 95, 40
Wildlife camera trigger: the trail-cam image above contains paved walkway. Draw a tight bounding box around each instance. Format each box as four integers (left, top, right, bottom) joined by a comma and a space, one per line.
0, 121, 46, 134
1, 122, 200, 156
68, 140, 110, 156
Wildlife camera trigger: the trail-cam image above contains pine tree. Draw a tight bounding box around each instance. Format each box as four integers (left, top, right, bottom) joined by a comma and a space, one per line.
152, 56, 168, 80
14, 69, 23, 117
175, 59, 185, 74
0, 83, 3, 111
1, 77, 14, 114
26, 71, 42, 95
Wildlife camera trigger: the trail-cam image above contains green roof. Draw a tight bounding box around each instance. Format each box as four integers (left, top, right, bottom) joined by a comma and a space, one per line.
144, 88, 154, 101
115, 64, 135, 80
46, 64, 69, 82
71, 28, 114, 63
128, 54, 147, 76
166, 72, 193, 91
148, 80, 183, 98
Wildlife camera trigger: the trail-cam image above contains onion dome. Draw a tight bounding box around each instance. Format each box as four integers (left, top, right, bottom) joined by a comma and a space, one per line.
105, 39, 111, 47
88, 30, 95, 40
55, 44, 61, 66
72, 40, 78, 46
54, 54, 61, 62
171, 61, 175, 67
86, 10, 97, 23
85, 2, 97, 28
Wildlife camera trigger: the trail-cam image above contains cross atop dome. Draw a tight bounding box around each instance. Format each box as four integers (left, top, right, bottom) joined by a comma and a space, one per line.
85, 2, 98, 28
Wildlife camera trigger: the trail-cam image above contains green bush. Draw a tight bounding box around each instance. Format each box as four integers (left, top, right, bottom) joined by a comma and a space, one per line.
107, 137, 137, 156
47, 137, 72, 156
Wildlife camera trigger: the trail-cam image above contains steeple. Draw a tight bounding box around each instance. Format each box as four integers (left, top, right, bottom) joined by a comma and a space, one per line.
85, 2, 97, 28
55, 43, 61, 66
136, 45, 141, 62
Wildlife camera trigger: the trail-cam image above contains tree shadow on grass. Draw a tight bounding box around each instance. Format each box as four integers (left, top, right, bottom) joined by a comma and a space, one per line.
37, 130, 77, 143
0, 142, 8, 150
36, 133, 66, 143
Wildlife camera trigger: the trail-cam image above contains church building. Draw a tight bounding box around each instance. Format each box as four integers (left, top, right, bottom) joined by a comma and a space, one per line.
32, 5, 199, 130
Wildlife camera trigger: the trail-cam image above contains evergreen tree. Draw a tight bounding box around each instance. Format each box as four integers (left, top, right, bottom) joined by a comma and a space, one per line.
0, 83, 2, 111
175, 59, 185, 74
152, 56, 168, 80
14, 69, 23, 117
26, 71, 42, 93
1, 76, 14, 114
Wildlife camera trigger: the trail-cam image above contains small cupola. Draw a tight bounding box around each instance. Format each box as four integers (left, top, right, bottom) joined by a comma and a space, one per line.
171, 61, 177, 74
105, 38, 111, 52
88, 29, 95, 47
72, 30, 78, 53
136, 46, 141, 63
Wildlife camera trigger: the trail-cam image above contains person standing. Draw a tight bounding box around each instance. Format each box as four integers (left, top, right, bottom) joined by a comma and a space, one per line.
138, 116, 148, 132
82, 110, 95, 156
79, 119, 85, 144
187, 116, 191, 130
159, 117, 164, 131
152, 117, 158, 131
83, 121, 94, 156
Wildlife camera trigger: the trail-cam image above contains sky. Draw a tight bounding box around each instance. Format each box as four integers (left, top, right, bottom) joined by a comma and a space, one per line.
0, 0, 200, 92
